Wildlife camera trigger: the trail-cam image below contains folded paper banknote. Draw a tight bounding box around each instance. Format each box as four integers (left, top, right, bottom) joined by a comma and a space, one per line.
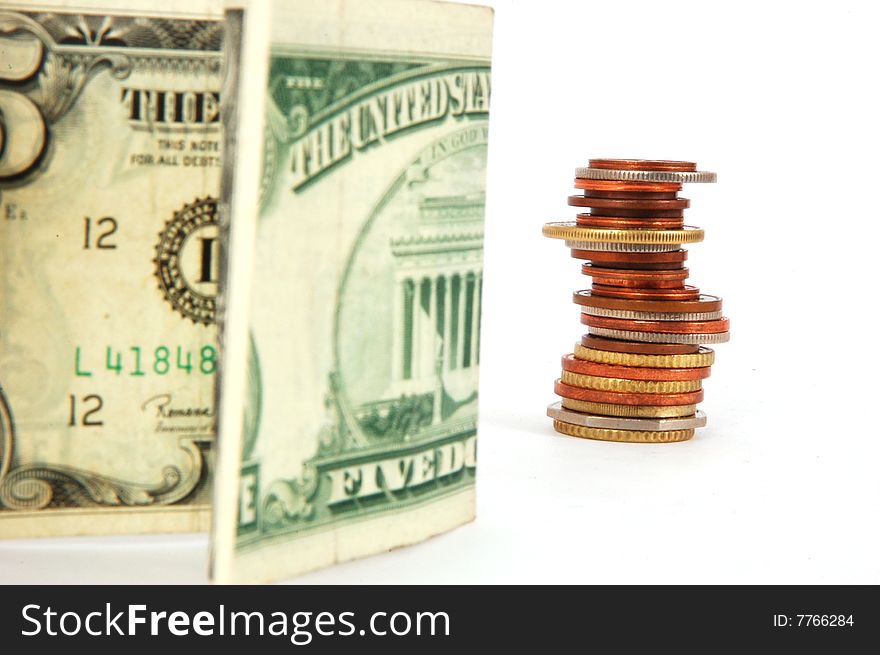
212, 0, 493, 582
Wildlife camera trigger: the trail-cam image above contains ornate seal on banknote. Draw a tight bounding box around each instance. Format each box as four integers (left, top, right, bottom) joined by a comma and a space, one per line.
154, 197, 220, 325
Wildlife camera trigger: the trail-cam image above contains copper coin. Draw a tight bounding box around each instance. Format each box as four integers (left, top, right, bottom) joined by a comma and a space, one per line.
582, 334, 700, 355
583, 207, 686, 218
578, 248, 687, 264
583, 264, 689, 282
588, 159, 697, 172
571, 249, 688, 264
582, 314, 730, 334
570, 249, 687, 270
561, 354, 711, 381
568, 195, 690, 210
576, 215, 685, 229
555, 379, 704, 406
581, 190, 679, 200
570, 252, 684, 270
591, 284, 701, 301
581, 276, 687, 291
593, 279, 685, 290
573, 290, 722, 314
574, 179, 682, 193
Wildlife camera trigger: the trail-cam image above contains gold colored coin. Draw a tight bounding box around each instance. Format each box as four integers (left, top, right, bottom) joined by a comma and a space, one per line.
560, 370, 702, 394
560, 398, 697, 417
552, 419, 694, 443
573, 343, 715, 368
542, 222, 704, 244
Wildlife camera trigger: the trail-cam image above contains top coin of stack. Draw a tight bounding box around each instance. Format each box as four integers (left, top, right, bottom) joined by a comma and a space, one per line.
543, 159, 728, 443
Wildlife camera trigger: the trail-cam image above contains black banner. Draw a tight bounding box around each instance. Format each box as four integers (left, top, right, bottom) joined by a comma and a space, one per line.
0, 585, 875, 652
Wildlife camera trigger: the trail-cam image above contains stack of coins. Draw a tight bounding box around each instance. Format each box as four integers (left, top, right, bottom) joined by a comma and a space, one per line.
542, 159, 728, 443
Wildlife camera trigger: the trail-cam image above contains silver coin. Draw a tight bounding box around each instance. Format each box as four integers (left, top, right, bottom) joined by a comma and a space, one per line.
575, 167, 717, 184
589, 326, 731, 345
580, 306, 723, 321
547, 401, 707, 431
564, 240, 681, 253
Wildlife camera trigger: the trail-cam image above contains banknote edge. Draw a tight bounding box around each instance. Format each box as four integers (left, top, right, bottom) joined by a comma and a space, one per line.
0, 505, 211, 540
218, 487, 475, 584
209, 0, 270, 582
18, 0, 223, 21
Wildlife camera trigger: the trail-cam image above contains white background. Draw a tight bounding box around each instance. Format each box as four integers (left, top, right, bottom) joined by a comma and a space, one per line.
3, 0, 880, 584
